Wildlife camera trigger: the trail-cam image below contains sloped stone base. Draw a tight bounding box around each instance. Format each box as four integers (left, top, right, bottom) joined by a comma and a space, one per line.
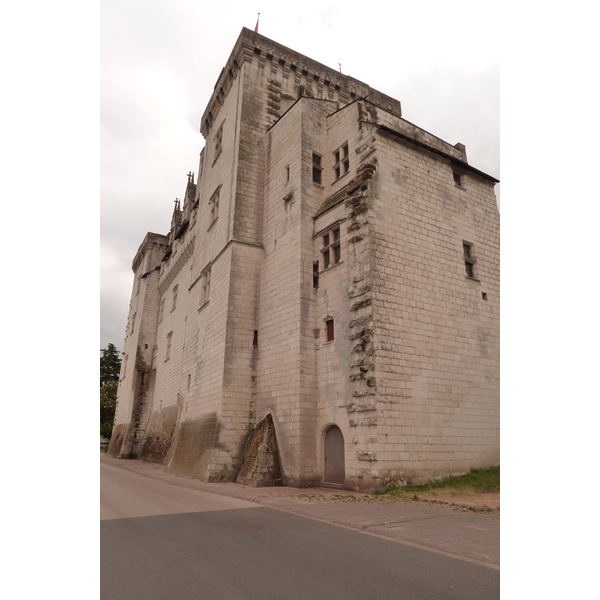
236, 414, 282, 487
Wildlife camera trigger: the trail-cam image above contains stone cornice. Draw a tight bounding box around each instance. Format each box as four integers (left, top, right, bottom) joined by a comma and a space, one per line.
371, 122, 500, 184
158, 236, 195, 296
200, 28, 402, 137
132, 232, 169, 273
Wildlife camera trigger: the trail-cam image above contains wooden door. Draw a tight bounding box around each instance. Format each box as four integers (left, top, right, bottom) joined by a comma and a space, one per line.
324, 425, 345, 483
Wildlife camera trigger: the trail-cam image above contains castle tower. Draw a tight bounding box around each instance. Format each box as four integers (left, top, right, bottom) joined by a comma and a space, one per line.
109, 28, 499, 489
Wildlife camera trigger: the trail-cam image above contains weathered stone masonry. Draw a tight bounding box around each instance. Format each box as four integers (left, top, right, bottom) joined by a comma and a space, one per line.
109, 28, 499, 490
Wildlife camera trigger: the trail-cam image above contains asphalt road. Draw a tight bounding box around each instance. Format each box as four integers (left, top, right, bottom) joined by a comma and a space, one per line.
101, 461, 499, 600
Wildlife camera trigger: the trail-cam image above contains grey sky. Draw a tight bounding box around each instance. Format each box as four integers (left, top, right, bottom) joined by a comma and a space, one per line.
100, 0, 500, 351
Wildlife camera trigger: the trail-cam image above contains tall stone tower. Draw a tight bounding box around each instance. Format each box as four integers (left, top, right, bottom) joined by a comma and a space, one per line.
109, 28, 499, 490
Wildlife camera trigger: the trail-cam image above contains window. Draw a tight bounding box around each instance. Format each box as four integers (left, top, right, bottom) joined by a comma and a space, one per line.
322, 226, 341, 269
171, 285, 178, 311
165, 332, 173, 361
312, 153, 322, 184
201, 266, 211, 306
326, 319, 334, 342
453, 170, 463, 186
122, 354, 128, 379
159, 298, 165, 323
333, 143, 349, 180
463, 242, 476, 278
313, 261, 319, 288
199, 150, 204, 177
213, 121, 224, 164
253, 330, 258, 347
286, 165, 290, 182
131, 312, 136, 334
209, 187, 220, 224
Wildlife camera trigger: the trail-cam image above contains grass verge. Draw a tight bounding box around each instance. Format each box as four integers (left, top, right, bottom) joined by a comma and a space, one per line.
375, 466, 500, 497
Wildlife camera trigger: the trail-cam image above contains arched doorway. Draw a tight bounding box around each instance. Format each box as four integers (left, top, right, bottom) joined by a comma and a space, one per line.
324, 425, 345, 483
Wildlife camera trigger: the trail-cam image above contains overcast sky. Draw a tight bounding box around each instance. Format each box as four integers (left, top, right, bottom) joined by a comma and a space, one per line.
100, 0, 500, 351
5, 2, 599, 592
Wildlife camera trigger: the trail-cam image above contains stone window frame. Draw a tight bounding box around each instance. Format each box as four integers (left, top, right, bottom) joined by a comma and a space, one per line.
171, 285, 179, 312
333, 142, 350, 181
325, 318, 335, 342
199, 265, 211, 309
199, 149, 205, 177
312, 153, 323, 185
209, 185, 221, 228
453, 169, 465, 189
165, 331, 173, 362
159, 298, 166, 324
212, 120, 224, 167
321, 224, 341, 269
463, 241, 478, 280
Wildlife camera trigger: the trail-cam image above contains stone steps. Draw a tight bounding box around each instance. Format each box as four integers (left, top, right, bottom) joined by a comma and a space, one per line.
318, 482, 345, 490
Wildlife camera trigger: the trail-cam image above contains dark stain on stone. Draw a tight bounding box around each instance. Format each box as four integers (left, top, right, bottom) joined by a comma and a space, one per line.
139, 405, 179, 464
168, 412, 220, 478
107, 422, 128, 457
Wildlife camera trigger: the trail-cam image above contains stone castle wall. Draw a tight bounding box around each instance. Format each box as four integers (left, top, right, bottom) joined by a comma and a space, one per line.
110, 28, 499, 490
369, 106, 500, 482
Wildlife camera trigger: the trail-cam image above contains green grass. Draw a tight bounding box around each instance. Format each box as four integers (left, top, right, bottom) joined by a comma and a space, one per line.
375, 466, 500, 496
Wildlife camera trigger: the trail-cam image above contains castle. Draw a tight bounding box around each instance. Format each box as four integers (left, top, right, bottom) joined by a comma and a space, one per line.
108, 28, 500, 490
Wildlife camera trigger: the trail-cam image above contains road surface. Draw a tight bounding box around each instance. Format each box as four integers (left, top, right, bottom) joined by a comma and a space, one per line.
101, 460, 499, 599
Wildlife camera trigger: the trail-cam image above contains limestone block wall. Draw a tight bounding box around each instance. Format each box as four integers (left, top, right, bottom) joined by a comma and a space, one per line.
109, 233, 168, 458
146, 246, 195, 459
313, 201, 353, 477
254, 100, 306, 484
139, 63, 252, 478
367, 107, 500, 482
314, 102, 381, 489
214, 241, 261, 479
166, 239, 232, 477
297, 99, 339, 483
193, 70, 242, 283
253, 97, 334, 485
111, 29, 499, 490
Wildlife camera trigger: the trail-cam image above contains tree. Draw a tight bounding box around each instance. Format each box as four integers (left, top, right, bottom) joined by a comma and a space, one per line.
100, 381, 118, 439
101, 343, 121, 387
100, 344, 121, 439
